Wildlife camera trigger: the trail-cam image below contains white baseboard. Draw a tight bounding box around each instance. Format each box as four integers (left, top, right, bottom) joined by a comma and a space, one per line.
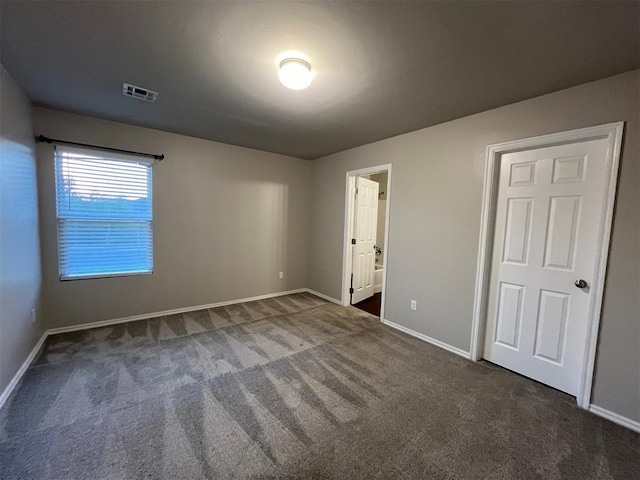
589, 404, 640, 434
48, 288, 308, 335
0, 330, 48, 410
305, 289, 342, 305
382, 319, 471, 359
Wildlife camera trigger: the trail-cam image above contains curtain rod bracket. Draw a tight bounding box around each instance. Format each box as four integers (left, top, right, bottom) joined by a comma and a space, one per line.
35, 134, 164, 161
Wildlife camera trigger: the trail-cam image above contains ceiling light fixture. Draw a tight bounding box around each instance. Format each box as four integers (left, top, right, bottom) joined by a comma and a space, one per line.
278, 58, 313, 90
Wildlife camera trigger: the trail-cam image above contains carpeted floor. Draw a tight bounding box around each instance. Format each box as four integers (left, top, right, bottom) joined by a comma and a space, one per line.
1, 292, 638, 479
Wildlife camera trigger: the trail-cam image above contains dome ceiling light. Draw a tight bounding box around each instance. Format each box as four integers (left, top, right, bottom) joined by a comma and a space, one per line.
278, 57, 313, 90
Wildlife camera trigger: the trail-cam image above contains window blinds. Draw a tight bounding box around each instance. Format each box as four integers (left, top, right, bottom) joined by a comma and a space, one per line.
54, 146, 153, 280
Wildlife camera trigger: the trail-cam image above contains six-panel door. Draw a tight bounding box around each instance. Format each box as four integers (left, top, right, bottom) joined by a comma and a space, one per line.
483, 138, 609, 395
351, 176, 379, 305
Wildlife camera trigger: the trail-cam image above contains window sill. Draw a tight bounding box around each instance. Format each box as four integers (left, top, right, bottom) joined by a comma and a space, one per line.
59, 270, 153, 281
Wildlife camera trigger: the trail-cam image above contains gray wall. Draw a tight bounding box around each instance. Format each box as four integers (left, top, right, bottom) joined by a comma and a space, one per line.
35, 108, 311, 329
308, 70, 640, 423
0, 66, 44, 396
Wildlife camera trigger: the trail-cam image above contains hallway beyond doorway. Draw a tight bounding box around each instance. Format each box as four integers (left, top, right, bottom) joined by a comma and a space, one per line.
353, 292, 381, 317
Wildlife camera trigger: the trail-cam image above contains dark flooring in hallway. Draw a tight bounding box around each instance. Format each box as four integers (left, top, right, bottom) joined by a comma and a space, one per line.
353, 292, 381, 317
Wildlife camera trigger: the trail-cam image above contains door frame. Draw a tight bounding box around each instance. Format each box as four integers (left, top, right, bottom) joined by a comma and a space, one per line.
342, 164, 393, 320
470, 122, 624, 409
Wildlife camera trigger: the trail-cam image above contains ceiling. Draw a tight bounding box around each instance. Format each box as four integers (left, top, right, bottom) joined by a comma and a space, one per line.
1, 1, 638, 160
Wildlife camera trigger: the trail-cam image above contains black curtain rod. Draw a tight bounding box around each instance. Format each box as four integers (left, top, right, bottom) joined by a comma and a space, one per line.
35, 135, 164, 161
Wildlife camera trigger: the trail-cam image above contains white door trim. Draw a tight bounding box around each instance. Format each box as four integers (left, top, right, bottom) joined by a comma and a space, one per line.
342, 164, 393, 321
470, 122, 624, 409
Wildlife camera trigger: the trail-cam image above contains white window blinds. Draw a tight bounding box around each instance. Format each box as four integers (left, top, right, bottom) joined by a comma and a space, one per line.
54, 146, 153, 280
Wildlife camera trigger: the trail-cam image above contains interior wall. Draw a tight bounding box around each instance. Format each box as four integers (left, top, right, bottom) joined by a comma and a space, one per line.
35, 107, 311, 330
0, 65, 43, 397
308, 70, 640, 423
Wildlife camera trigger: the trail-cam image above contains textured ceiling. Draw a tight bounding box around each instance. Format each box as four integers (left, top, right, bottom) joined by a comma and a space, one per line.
1, 1, 638, 159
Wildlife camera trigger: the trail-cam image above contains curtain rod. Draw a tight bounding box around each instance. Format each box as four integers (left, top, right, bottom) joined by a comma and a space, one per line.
35, 135, 164, 161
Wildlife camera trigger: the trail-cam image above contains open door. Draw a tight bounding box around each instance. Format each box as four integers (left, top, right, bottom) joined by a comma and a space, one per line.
351, 176, 379, 304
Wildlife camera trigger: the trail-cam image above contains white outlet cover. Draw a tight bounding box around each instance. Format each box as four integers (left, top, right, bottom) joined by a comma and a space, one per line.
410, 300, 417, 311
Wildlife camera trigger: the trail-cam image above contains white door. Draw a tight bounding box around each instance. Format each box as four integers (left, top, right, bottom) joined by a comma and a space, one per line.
351, 176, 379, 304
483, 138, 609, 395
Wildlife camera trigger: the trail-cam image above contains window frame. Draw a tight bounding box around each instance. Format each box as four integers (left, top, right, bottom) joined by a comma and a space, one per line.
53, 146, 154, 281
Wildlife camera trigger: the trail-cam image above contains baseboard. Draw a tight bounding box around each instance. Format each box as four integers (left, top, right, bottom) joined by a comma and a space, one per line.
382, 319, 471, 359
588, 404, 640, 434
305, 289, 342, 305
47, 288, 308, 335
0, 330, 48, 410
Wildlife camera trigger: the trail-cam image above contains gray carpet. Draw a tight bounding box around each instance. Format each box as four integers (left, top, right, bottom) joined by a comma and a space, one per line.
1, 293, 638, 479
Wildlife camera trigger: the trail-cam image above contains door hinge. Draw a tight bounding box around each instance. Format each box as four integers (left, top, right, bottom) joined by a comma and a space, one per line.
349, 274, 354, 303
351, 238, 356, 245
355, 187, 359, 197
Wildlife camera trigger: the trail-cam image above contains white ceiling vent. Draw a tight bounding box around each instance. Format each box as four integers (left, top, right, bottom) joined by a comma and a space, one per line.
122, 83, 158, 102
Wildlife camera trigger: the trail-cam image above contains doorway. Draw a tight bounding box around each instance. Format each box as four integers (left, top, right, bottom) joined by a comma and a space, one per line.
342, 164, 392, 319
471, 123, 623, 408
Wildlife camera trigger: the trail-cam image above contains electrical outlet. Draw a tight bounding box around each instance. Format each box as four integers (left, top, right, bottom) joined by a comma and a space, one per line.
410, 300, 417, 311
31, 308, 36, 323
279, 271, 284, 279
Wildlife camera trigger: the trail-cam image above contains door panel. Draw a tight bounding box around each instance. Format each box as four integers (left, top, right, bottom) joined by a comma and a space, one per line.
495, 282, 525, 349
543, 196, 581, 270
483, 138, 609, 396
552, 155, 586, 184
502, 198, 533, 265
509, 161, 537, 186
351, 176, 379, 304
534, 290, 570, 364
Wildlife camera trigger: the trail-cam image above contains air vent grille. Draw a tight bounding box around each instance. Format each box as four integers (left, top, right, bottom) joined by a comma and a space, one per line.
122, 83, 158, 102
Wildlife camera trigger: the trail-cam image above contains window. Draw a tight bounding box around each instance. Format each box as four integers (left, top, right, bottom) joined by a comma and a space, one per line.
54, 146, 153, 280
